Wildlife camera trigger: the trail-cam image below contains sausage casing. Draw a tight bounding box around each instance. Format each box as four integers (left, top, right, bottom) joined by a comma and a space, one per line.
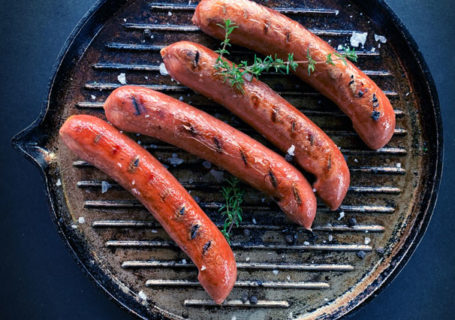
104, 86, 317, 228
193, 0, 396, 150
59, 115, 237, 304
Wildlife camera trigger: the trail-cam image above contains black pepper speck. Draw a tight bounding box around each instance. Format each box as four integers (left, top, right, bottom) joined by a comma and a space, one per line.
347, 217, 357, 227
285, 234, 295, 245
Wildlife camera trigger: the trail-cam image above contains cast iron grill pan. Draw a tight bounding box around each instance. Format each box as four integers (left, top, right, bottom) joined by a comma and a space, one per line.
12, 0, 442, 319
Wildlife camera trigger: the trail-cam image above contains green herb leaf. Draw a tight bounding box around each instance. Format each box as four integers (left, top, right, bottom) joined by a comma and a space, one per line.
326, 53, 335, 65
307, 48, 316, 75
219, 177, 244, 244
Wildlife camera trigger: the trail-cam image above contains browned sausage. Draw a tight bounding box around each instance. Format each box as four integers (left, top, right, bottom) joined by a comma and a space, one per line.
193, 0, 396, 150
161, 41, 349, 210
104, 86, 317, 229
59, 115, 236, 304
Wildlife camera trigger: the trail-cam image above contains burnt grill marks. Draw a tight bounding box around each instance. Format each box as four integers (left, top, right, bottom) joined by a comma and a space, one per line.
269, 170, 278, 188
202, 240, 212, 255
371, 93, 381, 121
190, 224, 200, 240
349, 75, 355, 86
271, 106, 279, 123
292, 184, 302, 206
327, 155, 332, 170
213, 137, 222, 153
131, 96, 144, 116
371, 111, 381, 121
263, 20, 270, 34
291, 120, 296, 134
94, 134, 102, 144
128, 155, 140, 173
181, 123, 198, 136
239, 148, 248, 167
309, 133, 315, 146
193, 50, 200, 68
285, 31, 291, 43
251, 95, 260, 108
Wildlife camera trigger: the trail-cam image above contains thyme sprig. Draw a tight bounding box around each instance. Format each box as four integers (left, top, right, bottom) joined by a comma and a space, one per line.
219, 177, 244, 244
214, 19, 358, 92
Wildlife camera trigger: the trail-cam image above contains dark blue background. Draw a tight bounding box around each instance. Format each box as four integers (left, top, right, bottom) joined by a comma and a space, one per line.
1, 0, 453, 319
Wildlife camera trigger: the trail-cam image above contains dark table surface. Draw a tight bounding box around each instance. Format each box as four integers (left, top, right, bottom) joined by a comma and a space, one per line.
1, 0, 453, 319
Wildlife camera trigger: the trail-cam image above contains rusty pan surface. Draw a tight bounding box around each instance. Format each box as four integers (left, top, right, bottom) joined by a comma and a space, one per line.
12, 0, 442, 319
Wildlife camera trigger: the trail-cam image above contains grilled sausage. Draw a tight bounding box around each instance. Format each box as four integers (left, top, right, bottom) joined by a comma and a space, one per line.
104, 86, 317, 229
193, 0, 396, 150
162, 41, 350, 210
59, 115, 236, 304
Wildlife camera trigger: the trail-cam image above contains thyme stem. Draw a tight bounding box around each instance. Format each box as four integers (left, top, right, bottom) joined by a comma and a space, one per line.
214, 19, 358, 92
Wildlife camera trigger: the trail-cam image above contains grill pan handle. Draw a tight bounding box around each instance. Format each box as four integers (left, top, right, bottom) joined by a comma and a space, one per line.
12, 120, 55, 170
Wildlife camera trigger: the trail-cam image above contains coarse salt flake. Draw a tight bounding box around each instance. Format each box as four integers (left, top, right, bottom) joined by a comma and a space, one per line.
273, 269, 279, 275
201, 265, 206, 271
138, 291, 147, 301
365, 237, 371, 245
90, 95, 96, 100
374, 34, 387, 44
337, 211, 345, 220
78, 217, 85, 224
350, 31, 368, 48
304, 241, 310, 246
287, 145, 296, 157
117, 73, 127, 85
55, 179, 62, 187
159, 63, 169, 76
101, 181, 111, 193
